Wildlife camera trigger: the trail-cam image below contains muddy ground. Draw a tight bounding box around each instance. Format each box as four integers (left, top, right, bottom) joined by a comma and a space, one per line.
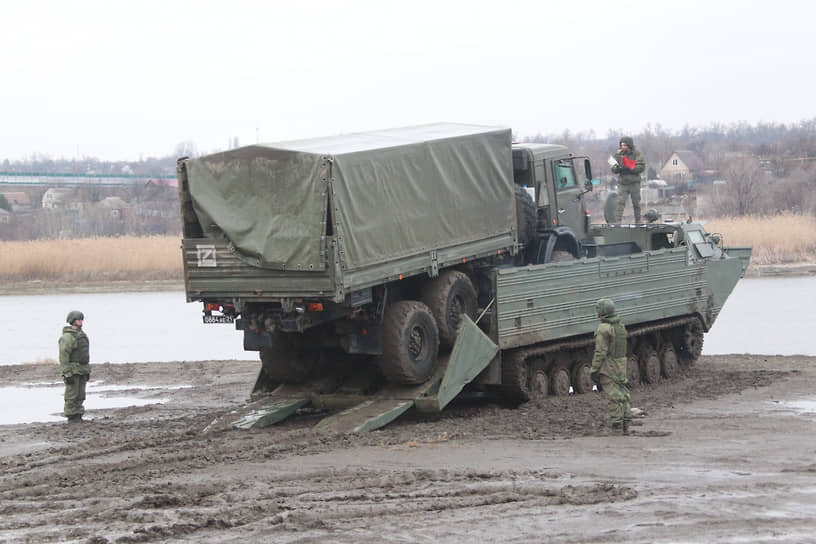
1, 354, 815, 543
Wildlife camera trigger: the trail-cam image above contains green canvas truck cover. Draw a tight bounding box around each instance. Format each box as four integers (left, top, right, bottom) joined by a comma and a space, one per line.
186, 123, 515, 272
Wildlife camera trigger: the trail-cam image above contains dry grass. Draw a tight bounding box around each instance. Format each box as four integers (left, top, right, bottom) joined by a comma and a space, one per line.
0, 236, 183, 282
705, 214, 816, 265
2, 217, 814, 283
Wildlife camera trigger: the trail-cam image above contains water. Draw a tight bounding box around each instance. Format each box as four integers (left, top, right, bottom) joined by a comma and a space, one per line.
1, 278, 813, 425
0, 380, 189, 424
3, 277, 815, 366
703, 276, 816, 356
4, 290, 250, 365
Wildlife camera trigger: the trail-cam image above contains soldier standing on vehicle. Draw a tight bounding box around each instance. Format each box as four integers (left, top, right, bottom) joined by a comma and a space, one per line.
590, 299, 631, 435
59, 311, 90, 423
610, 136, 646, 223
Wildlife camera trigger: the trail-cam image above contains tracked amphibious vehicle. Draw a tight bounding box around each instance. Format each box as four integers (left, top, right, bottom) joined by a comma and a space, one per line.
178, 124, 749, 432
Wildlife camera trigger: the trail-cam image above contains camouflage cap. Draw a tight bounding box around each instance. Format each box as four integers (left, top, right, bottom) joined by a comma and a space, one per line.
619, 136, 634, 147
595, 298, 616, 318
66, 310, 84, 324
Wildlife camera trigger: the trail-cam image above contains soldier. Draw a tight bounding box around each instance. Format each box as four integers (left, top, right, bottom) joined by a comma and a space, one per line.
610, 136, 646, 223
590, 298, 631, 434
59, 310, 90, 423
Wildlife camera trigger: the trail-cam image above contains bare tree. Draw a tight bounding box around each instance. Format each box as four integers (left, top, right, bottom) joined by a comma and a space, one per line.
717, 156, 765, 216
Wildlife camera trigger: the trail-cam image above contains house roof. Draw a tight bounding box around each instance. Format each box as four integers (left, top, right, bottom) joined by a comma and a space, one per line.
0, 192, 30, 205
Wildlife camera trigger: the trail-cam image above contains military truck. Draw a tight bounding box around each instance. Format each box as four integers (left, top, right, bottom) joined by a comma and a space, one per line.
178, 123, 750, 433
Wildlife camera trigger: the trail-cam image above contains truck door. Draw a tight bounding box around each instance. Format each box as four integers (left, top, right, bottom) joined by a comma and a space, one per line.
552, 159, 586, 239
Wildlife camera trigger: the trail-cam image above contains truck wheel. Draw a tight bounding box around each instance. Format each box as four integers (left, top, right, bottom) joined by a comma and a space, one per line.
660, 344, 679, 379
421, 270, 478, 349
378, 301, 440, 385
627, 354, 641, 386
678, 319, 704, 365
515, 186, 536, 248
259, 331, 316, 384
639, 345, 661, 384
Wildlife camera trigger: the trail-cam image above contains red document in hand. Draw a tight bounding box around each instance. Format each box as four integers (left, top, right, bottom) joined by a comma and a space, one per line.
621, 156, 637, 169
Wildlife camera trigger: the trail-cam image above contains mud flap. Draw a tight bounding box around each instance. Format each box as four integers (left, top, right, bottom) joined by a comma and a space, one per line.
415, 316, 498, 413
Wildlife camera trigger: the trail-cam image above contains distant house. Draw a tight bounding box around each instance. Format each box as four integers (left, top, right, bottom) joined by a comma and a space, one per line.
97, 196, 129, 219
660, 151, 704, 184
42, 187, 75, 209
0, 191, 31, 212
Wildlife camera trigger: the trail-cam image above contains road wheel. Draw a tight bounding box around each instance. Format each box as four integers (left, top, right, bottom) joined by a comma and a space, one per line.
378, 301, 440, 385
529, 366, 550, 402
550, 366, 571, 396
679, 319, 704, 365
660, 344, 679, 379
571, 362, 593, 394
500, 351, 530, 405
627, 354, 641, 386
421, 270, 478, 349
639, 345, 661, 384
259, 331, 316, 385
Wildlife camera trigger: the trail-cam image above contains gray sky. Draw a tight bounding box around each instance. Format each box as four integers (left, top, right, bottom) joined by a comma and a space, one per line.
2, 0, 814, 161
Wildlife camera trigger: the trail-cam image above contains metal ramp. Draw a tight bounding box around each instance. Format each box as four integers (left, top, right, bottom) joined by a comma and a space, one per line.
204, 317, 498, 434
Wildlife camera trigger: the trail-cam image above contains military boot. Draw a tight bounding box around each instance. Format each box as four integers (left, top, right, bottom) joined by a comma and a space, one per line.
622, 421, 630, 435
67, 414, 83, 424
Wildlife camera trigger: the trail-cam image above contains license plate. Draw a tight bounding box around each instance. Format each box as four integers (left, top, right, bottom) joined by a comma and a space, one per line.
203, 315, 234, 324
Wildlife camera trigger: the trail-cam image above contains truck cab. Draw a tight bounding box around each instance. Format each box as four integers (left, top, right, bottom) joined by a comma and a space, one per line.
511, 143, 593, 263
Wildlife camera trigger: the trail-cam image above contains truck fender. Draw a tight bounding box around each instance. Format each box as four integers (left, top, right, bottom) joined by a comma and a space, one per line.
532, 228, 581, 264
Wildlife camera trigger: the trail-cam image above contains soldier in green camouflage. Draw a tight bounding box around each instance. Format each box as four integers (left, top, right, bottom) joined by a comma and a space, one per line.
590, 299, 631, 434
59, 310, 90, 423
610, 136, 646, 223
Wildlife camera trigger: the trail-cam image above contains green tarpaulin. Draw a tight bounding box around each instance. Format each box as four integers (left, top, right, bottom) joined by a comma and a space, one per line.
186, 123, 515, 272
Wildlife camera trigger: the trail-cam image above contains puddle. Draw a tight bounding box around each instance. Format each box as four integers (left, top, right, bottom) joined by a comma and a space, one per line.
0, 381, 190, 425
775, 399, 816, 420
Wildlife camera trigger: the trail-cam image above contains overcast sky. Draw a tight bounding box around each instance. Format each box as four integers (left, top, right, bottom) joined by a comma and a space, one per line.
2, 0, 814, 161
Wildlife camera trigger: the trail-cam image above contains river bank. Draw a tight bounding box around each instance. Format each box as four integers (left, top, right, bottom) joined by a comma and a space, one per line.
2, 262, 814, 297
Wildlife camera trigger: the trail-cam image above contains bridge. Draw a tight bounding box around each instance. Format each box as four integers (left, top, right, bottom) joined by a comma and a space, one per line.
0, 172, 177, 187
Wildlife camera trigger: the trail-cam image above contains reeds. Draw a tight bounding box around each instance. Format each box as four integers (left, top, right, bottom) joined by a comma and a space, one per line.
705, 214, 816, 265
1, 216, 814, 282
0, 236, 182, 282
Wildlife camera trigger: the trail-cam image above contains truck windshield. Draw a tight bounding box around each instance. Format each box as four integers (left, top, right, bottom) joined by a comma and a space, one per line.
555, 160, 577, 191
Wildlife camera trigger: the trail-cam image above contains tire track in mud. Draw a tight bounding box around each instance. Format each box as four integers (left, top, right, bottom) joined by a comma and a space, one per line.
0, 358, 798, 543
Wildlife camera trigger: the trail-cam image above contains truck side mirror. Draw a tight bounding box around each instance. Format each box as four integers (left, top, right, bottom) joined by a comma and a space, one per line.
584, 159, 592, 184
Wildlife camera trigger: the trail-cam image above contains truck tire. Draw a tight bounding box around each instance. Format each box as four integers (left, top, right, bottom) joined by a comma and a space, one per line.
259, 331, 316, 384
515, 186, 536, 248
378, 301, 440, 385
421, 270, 478, 349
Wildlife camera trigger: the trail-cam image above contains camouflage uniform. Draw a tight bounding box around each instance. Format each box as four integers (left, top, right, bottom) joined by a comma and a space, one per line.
590, 300, 631, 432
59, 313, 90, 420
611, 136, 646, 223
